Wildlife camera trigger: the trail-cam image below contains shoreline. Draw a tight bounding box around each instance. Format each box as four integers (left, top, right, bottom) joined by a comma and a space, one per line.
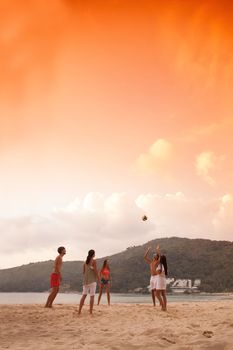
0, 290, 233, 297
1, 301, 233, 349
0, 291, 233, 306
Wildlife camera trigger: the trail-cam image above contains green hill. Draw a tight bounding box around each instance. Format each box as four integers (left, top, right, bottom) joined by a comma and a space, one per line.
0, 237, 233, 293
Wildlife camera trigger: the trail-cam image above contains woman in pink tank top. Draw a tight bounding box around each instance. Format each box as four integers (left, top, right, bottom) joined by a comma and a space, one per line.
97, 259, 111, 306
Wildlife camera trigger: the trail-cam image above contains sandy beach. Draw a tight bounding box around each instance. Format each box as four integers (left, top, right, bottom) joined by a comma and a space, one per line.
0, 301, 233, 350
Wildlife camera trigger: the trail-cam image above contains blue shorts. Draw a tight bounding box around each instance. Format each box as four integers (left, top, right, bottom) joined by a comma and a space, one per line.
101, 278, 110, 285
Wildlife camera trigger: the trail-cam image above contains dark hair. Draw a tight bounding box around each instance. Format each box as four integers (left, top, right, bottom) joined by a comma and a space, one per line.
102, 259, 109, 270
160, 255, 168, 276
86, 249, 95, 265
57, 246, 65, 254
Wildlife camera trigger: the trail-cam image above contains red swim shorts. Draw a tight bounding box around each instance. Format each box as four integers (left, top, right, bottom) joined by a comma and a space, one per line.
50, 273, 60, 288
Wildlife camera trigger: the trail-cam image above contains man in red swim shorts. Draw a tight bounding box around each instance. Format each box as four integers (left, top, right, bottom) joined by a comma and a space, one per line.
50, 272, 60, 288
45, 246, 66, 308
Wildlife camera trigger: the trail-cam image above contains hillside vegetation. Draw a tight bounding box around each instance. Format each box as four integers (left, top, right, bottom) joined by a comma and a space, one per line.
0, 237, 233, 293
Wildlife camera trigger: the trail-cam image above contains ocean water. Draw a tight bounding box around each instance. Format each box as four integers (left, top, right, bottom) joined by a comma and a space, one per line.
0, 292, 232, 305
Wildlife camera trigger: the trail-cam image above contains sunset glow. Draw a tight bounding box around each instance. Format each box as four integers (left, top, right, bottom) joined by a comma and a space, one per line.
0, 0, 233, 268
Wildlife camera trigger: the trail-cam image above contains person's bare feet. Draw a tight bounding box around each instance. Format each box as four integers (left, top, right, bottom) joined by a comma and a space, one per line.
74, 309, 81, 316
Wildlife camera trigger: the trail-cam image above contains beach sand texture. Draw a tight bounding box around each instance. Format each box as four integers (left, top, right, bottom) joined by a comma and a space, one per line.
0, 301, 233, 350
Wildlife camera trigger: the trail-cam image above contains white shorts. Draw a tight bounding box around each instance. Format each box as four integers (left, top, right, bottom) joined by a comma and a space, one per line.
156, 276, 166, 290
150, 275, 157, 290
82, 282, 97, 296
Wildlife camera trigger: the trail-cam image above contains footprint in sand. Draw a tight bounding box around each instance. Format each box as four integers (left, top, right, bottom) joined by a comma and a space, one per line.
203, 330, 214, 338
161, 336, 176, 344
190, 323, 200, 328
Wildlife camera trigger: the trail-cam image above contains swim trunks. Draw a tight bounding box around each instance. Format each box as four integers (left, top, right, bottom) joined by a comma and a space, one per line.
50, 273, 60, 288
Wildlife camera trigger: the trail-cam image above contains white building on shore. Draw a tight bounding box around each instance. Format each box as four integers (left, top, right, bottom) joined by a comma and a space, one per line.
170, 279, 201, 294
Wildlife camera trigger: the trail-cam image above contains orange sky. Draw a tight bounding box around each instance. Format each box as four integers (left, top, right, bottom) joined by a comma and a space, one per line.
0, 0, 233, 266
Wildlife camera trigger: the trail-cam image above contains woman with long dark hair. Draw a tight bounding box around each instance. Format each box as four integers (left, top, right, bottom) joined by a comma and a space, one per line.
97, 259, 111, 306
78, 249, 100, 314
156, 254, 168, 311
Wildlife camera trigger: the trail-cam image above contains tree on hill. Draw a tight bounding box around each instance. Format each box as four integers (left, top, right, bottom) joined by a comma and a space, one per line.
0, 237, 233, 293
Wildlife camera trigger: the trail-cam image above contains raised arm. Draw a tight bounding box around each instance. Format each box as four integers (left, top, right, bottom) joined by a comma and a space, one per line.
144, 247, 152, 264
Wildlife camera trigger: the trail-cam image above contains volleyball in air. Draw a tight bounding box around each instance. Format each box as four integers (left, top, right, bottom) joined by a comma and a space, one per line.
142, 215, 148, 221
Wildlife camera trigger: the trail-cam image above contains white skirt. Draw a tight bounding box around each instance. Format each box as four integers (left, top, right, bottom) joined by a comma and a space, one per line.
156, 276, 166, 290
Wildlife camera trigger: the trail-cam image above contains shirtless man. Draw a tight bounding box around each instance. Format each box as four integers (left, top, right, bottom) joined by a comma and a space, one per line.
45, 246, 66, 308
144, 246, 164, 308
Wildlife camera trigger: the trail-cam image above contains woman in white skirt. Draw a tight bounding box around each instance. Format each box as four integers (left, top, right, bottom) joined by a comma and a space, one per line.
156, 255, 167, 311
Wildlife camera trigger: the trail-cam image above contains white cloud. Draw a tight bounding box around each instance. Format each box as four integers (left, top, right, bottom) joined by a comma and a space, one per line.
83, 192, 105, 211
180, 117, 233, 143
0, 191, 232, 269
136, 192, 232, 240
213, 194, 233, 240
195, 151, 224, 186
0, 193, 154, 268
136, 139, 173, 176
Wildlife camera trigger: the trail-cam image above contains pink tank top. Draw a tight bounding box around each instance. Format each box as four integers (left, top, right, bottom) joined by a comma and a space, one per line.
101, 268, 110, 278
